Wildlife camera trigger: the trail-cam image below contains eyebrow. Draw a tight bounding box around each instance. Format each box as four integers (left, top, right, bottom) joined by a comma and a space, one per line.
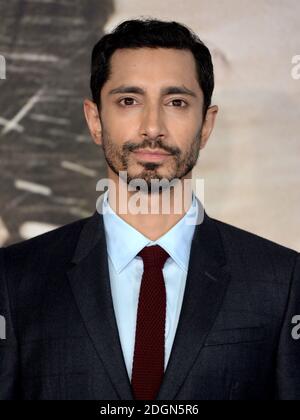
108, 85, 198, 98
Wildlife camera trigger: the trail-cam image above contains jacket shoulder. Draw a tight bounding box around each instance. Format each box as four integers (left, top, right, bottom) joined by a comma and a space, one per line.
1, 215, 93, 271
210, 216, 298, 277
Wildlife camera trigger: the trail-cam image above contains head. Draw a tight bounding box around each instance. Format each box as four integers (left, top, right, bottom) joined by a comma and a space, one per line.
84, 18, 218, 191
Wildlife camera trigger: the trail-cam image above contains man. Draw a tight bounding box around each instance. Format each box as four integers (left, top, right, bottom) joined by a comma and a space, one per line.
0, 18, 299, 400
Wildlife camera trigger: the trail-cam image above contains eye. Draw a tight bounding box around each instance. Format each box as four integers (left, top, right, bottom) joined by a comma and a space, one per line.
118, 97, 138, 106
168, 99, 188, 107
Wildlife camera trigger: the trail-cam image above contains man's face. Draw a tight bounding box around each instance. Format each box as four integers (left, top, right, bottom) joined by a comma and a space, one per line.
84, 47, 217, 189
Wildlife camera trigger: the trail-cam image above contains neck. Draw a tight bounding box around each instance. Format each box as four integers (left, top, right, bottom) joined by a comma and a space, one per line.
106, 171, 194, 241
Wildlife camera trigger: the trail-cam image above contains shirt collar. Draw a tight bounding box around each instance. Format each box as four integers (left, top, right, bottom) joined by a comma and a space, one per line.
102, 189, 198, 274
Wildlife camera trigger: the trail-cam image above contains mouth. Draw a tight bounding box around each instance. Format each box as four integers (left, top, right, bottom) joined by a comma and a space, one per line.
133, 149, 172, 162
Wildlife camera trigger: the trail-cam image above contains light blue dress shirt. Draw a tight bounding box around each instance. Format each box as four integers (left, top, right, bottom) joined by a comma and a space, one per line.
101, 189, 198, 381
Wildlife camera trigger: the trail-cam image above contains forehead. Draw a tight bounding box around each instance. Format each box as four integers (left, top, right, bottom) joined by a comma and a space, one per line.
106, 47, 199, 88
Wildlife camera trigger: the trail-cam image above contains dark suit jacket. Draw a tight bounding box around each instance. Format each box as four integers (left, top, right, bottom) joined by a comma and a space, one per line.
0, 201, 300, 400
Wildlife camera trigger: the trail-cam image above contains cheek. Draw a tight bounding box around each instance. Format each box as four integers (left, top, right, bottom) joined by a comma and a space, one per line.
166, 110, 202, 133
168, 122, 199, 148
103, 109, 139, 140
102, 106, 202, 145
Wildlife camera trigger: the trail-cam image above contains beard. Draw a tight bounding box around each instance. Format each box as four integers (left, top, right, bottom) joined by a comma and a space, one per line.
99, 119, 203, 194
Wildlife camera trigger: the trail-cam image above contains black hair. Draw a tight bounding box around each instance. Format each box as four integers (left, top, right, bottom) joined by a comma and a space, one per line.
90, 18, 214, 116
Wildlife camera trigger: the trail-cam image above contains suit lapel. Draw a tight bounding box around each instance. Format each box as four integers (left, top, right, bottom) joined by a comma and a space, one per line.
67, 203, 134, 400
156, 199, 231, 400
67, 196, 230, 401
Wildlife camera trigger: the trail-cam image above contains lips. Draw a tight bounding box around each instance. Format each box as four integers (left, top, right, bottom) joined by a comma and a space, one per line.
133, 149, 172, 162
134, 149, 171, 156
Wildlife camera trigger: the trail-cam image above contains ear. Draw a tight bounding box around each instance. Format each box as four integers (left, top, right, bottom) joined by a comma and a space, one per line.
200, 105, 218, 150
83, 99, 102, 146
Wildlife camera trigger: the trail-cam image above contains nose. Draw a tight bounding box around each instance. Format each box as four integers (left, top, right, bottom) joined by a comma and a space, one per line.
139, 103, 167, 140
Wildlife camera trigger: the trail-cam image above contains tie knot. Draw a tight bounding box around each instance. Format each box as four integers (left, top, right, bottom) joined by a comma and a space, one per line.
137, 245, 170, 269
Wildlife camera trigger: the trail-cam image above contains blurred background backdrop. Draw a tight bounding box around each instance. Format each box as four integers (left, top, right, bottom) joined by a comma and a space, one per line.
0, 0, 299, 250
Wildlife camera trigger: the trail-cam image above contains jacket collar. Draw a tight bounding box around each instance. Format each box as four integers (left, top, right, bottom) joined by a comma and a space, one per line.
68, 196, 230, 400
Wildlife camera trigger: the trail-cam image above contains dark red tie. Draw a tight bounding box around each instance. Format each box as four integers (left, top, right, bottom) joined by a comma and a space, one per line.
131, 245, 170, 400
